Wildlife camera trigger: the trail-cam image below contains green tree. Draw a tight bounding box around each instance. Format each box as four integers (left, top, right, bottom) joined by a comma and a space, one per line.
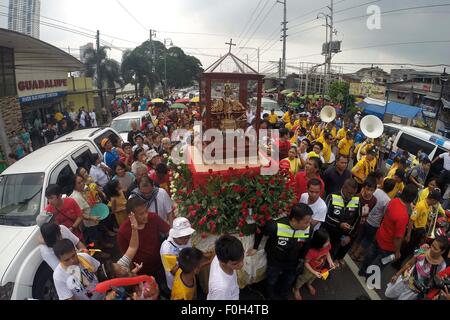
327, 81, 350, 104
121, 41, 203, 97
83, 46, 123, 96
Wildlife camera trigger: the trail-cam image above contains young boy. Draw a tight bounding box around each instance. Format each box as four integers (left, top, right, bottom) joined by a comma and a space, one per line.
207, 235, 244, 300
386, 169, 405, 199
171, 247, 204, 300
52, 239, 104, 300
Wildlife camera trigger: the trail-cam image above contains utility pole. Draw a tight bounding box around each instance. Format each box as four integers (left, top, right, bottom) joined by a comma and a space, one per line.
277, 0, 288, 79
164, 38, 173, 97
96, 30, 105, 112
149, 29, 156, 97
239, 46, 260, 72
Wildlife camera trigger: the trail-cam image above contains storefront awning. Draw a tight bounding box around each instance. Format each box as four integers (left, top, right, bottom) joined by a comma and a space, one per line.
0, 28, 84, 71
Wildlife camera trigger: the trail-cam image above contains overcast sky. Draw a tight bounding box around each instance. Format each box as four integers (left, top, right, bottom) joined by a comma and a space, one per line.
1, 0, 449, 74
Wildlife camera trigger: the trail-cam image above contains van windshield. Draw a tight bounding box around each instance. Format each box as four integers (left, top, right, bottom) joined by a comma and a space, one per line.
111, 119, 141, 133
0, 173, 44, 226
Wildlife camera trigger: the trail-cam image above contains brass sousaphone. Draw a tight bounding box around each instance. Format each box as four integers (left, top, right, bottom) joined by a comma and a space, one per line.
320, 105, 337, 123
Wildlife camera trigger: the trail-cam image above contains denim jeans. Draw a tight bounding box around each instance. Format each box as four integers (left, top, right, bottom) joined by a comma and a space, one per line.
266, 264, 297, 300
358, 242, 393, 277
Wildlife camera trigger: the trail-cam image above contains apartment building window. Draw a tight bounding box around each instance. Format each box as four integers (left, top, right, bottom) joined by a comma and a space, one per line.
0, 47, 16, 97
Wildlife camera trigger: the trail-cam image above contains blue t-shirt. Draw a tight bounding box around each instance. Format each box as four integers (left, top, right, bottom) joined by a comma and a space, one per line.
104, 149, 119, 170
140, 98, 148, 111
355, 131, 364, 144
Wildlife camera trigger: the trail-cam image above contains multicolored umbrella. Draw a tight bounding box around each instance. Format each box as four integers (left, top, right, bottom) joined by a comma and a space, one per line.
175, 98, 190, 104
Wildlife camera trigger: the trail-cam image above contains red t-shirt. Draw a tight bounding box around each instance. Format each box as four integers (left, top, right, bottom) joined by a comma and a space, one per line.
278, 140, 291, 160
376, 198, 409, 252
45, 198, 83, 240
117, 213, 170, 275
306, 244, 331, 271
294, 171, 325, 201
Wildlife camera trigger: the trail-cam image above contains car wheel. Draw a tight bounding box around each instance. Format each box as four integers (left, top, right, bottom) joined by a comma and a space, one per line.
32, 263, 58, 300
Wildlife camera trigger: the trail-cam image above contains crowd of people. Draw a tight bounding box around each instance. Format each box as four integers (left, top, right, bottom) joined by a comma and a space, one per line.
26, 93, 450, 301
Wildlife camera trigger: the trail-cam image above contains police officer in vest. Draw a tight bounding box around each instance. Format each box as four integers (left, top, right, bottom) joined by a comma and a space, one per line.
247, 204, 313, 300
322, 178, 361, 267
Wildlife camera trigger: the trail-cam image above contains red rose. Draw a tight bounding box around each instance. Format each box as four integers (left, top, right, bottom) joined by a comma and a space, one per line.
269, 190, 274, 196
232, 186, 241, 193
213, 208, 218, 215
207, 209, 212, 216
213, 191, 219, 197
209, 221, 216, 229
242, 201, 248, 209
273, 203, 278, 209
252, 214, 258, 221
195, 204, 201, 210
241, 209, 249, 217
260, 204, 268, 212
188, 205, 194, 211
201, 232, 208, 239
239, 232, 244, 237
259, 218, 266, 226
259, 178, 264, 184
177, 190, 184, 195
220, 187, 226, 193
265, 213, 272, 221
256, 190, 263, 197
250, 198, 256, 205
189, 210, 197, 217
270, 179, 275, 185
198, 217, 207, 226
280, 192, 286, 200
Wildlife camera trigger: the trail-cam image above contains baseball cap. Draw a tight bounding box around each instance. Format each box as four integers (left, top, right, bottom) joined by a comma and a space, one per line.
146, 149, 159, 161
101, 138, 110, 148
308, 151, 320, 159
169, 217, 195, 239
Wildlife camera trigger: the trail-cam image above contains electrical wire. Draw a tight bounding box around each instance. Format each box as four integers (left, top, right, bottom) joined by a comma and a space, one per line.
115, 0, 148, 31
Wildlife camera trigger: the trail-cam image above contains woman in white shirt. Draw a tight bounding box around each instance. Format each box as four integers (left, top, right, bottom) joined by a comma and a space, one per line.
39, 223, 86, 270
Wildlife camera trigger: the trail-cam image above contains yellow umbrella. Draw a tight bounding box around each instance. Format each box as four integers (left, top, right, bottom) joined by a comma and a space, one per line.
190, 96, 200, 103
151, 98, 165, 103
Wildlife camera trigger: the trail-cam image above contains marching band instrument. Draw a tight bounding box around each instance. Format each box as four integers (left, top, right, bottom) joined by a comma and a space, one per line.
320, 106, 336, 123
426, 206, 439, 240
360, 115, 384, 139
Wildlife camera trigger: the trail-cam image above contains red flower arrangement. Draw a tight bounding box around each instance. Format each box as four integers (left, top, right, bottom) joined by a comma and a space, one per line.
168, 159, 296, 235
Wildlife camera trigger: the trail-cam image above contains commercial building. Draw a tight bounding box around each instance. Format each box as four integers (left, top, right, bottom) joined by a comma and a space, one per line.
79, 43, 94, 64
0, 28, 83, 154
7, 0, 40, 39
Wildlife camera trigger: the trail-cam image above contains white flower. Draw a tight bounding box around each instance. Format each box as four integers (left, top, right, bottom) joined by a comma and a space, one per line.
180, 160, 185, 165
177, 166, 182, 170
174, 172, 180, 179
163, 154, 168, 158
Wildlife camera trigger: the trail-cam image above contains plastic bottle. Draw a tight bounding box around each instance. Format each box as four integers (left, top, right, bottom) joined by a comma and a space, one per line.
381, 254, 396, 265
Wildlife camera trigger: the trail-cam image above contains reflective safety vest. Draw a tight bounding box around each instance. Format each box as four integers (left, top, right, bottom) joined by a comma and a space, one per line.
331, 194, 359, 210
324, 194, 361, 234
276, 223, 310, 241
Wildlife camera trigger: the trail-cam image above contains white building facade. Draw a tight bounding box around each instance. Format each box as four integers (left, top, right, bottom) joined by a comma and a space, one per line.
8, 0, 41, 39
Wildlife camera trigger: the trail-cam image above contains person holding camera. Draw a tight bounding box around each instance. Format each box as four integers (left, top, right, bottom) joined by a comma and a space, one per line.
385, 236, 448, 300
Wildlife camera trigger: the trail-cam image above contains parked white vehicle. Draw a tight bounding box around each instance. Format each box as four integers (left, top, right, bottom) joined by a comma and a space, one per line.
384, 123, 450, 178
0, 128, 121, 300
110, 111, 154, 143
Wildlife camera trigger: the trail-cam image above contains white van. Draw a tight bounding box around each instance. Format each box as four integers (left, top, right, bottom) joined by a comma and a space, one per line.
0, 128, 121, 300
384, 123, 450, 178
110, 111, 153, 143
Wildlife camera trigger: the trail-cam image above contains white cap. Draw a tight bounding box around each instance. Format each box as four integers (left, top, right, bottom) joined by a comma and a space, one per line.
146, 149, 159, 161
169, 217, 195, 239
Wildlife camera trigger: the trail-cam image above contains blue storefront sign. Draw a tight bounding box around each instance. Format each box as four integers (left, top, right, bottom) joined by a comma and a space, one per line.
19, 91, 67, 104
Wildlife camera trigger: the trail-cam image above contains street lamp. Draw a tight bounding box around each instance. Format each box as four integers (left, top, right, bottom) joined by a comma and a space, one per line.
239, 46, 260, 73
164, 38, 173, 96
437, 68, 449, 127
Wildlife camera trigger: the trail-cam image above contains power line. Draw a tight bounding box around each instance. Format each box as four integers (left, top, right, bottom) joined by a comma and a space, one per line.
237, 1, 277, 55
115, 0, 148, 31
286, 39, 450, 61
236, 0, 265, 43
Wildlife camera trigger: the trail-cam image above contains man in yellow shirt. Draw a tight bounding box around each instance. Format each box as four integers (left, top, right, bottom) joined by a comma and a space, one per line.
336, 124, 348, 141
418, 177, 439, 202
385, 169, 405, 199
268, 109, 278, 128
351, 148, 377, 185
171, 247, 203, 300
405, 189, 443, 260
285, 118, 296, 131
282, 109, 293, 124
386, 158, 408, 179
308, 122, 321, 141
338, 131, 354, 157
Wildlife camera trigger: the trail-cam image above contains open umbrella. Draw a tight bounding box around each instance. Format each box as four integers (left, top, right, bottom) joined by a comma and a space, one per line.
151, 98, 165, 104
281, 89, 292, 95
287, 92, 296, 98
265, 88, 277, 93
190, 96, 200, 103
169, 103, 187, 109
175, 98, 190, 104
